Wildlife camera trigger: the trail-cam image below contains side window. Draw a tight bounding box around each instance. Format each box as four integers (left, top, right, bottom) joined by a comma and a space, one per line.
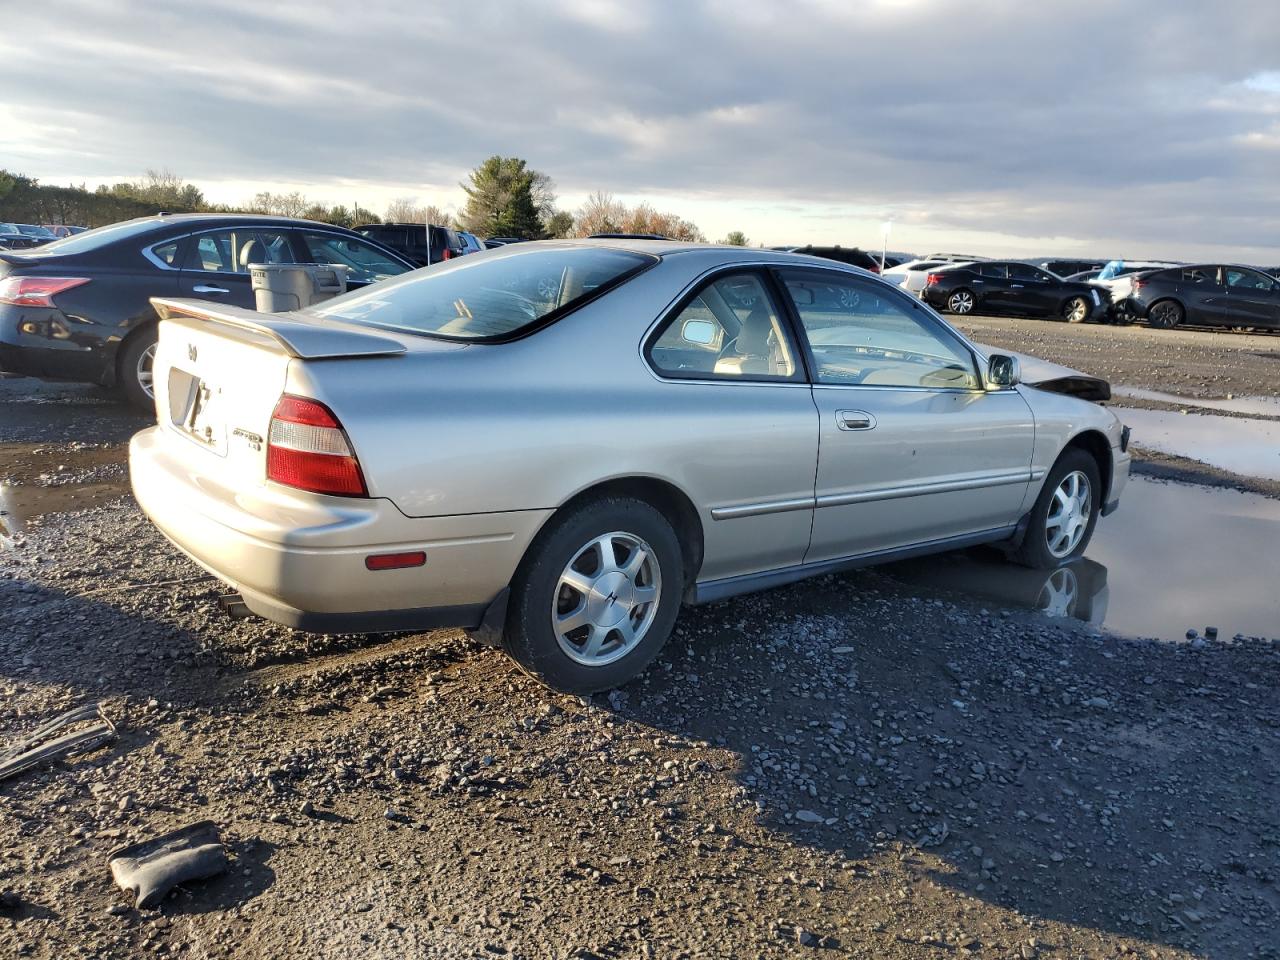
299, 232, 409, 284
978, 263, 1008, 279
780, 270, 981, 390
1226, 268, 1273, 290
1182, 267, 1217, 285
183, 230, 292, 273
647, 273, 799, 381
1008, 263, 1040, 281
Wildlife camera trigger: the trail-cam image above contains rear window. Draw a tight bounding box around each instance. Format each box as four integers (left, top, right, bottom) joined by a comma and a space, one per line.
25, 218, 169, 255
310, 246, 655, 341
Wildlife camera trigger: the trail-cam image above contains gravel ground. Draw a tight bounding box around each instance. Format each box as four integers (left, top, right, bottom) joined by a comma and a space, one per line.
1, 318, 1277, 959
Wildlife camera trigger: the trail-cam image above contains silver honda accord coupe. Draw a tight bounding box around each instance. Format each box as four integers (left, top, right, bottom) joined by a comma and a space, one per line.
130, 240, 1131, 692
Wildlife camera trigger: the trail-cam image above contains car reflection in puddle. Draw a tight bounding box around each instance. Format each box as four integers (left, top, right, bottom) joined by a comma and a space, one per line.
886, 552, 1109, 625
885, 477, 1280, 642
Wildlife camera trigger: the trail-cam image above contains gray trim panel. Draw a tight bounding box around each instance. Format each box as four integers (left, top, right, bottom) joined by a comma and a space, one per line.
688, 525, 1018, 605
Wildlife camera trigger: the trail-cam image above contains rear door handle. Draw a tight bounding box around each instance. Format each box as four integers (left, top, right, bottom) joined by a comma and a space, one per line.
191, 284, 229, 294
1011, 284, 1024, 289
837, 409, 876, 431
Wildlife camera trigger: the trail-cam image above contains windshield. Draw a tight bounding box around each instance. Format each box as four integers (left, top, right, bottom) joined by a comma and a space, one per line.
310, 246, 655, 341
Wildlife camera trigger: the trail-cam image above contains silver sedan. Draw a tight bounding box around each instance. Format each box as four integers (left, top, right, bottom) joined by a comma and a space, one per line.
130, 241, 1131, 692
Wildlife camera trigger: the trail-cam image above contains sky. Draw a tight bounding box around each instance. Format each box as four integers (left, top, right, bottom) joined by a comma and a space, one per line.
3, 0, 1279, 261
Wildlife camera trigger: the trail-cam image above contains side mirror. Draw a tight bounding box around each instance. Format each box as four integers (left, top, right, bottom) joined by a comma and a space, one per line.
987, 353, 1020, 389
681, 319, 719, 347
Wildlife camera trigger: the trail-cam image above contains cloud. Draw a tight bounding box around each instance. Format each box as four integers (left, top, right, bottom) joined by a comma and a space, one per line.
3, 0, 1280, 258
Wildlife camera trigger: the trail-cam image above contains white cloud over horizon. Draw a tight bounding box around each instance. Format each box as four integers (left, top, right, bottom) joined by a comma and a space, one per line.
3, 0, 1279, 261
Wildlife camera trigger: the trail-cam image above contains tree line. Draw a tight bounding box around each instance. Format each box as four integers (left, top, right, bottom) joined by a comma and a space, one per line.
1, 157, 748, 244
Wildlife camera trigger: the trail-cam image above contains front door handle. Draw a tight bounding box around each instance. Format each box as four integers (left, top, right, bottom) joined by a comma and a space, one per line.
191, 284, 230, 295
836, 409, 876, 431
1010, 284, 1024, 289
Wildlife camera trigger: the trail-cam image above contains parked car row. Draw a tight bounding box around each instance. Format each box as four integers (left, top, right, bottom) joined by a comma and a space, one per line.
922, 261, 1109, 323
353, 223, 485, 266
0, 222, 85, 250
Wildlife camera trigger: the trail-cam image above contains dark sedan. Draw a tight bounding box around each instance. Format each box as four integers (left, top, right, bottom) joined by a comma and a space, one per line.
922, 260, 1109, 323
1118, 263, 1280, 330
0, 214, 414, 408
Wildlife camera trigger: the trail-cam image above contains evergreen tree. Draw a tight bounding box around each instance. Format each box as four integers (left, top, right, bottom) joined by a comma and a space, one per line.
458, 156, 545, 239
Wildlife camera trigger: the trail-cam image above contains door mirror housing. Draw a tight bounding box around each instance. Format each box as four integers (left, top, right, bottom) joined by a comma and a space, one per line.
986, 353, 1020, 389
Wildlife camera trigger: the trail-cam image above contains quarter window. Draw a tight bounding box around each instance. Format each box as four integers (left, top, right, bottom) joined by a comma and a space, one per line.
150, 240, 180, 267
648, 273, 799, 381
780, 270, 981, 390
978, 263, 1009, 279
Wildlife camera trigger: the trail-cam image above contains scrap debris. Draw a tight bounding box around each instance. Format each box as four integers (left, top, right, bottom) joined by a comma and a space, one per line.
109, 821, 228, 909
0, 702, 116, 783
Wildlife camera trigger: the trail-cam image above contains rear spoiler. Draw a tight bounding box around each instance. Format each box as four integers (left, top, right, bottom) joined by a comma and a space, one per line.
150, 298, 406, 360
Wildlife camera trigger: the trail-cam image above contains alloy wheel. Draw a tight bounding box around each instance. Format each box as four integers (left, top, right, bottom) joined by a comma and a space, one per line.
948, 291, 974, 314
1066, 298, 1088, 323
1044, 470, 1091, 559
1149, 302, 1181, 328
551, 531, 661, 667
136, 343, 157, 400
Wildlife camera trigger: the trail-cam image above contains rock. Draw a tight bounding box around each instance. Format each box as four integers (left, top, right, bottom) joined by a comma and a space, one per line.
299, 800, 314, 817
1084, 697, 1110, 709
794, 810, 824, 824
796, 926, 818, 947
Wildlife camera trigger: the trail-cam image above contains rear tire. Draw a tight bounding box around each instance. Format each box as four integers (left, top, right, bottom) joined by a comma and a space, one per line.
1147, 299, 1184, 330
1013, 449, 1101, 570
502, 497, 684, 693
1063, 296, 1090, 323
117, 327, 158, 413
946, 289, 976, 315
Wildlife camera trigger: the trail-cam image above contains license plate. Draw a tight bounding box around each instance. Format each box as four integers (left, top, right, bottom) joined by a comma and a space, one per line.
168, 367, 227, 454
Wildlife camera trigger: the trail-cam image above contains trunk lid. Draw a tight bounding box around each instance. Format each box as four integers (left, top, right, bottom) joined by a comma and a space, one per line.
147, 298, 410, 489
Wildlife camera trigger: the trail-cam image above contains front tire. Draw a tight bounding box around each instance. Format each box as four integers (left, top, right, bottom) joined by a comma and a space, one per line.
503, 497, 684, 693
1013, 449, 1101, 569
1147, 299, 1184, 330
946, 289, 976, 315
117, 327, 158, 413
1063, 296, 1090, 324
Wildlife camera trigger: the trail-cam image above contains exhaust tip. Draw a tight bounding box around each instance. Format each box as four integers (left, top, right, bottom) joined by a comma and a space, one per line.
217, 593, 252, 620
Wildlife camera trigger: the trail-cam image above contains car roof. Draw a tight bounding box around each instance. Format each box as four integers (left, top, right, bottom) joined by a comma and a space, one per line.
484, 239, 893, 276
114, 213, 362, 230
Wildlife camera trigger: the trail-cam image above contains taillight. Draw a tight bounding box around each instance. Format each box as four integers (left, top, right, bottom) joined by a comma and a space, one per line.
926, 273, 942, 285
266, 395, 367, 497
1131, 279, 1145, 292
0, 276, 90, 307
442, 248, 453, 260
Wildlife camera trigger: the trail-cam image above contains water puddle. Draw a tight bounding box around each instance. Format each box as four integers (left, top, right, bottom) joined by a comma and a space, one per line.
1111, 386, 1280, 418
0, 443, 132, 549
886, 477, 1280, 641
1112, 407, 1280, 481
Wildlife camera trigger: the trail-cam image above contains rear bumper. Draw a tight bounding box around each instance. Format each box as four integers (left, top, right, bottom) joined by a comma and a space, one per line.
129, 425, 551, 633
0, 306, 116, 384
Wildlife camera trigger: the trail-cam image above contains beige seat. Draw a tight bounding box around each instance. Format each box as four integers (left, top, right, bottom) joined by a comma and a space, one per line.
714, 306, 787, 377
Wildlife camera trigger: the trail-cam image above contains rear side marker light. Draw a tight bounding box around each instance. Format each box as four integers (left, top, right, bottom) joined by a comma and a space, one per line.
266, 395, 368, 497
365, 551, 427, 571
0, 276, 90, 307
